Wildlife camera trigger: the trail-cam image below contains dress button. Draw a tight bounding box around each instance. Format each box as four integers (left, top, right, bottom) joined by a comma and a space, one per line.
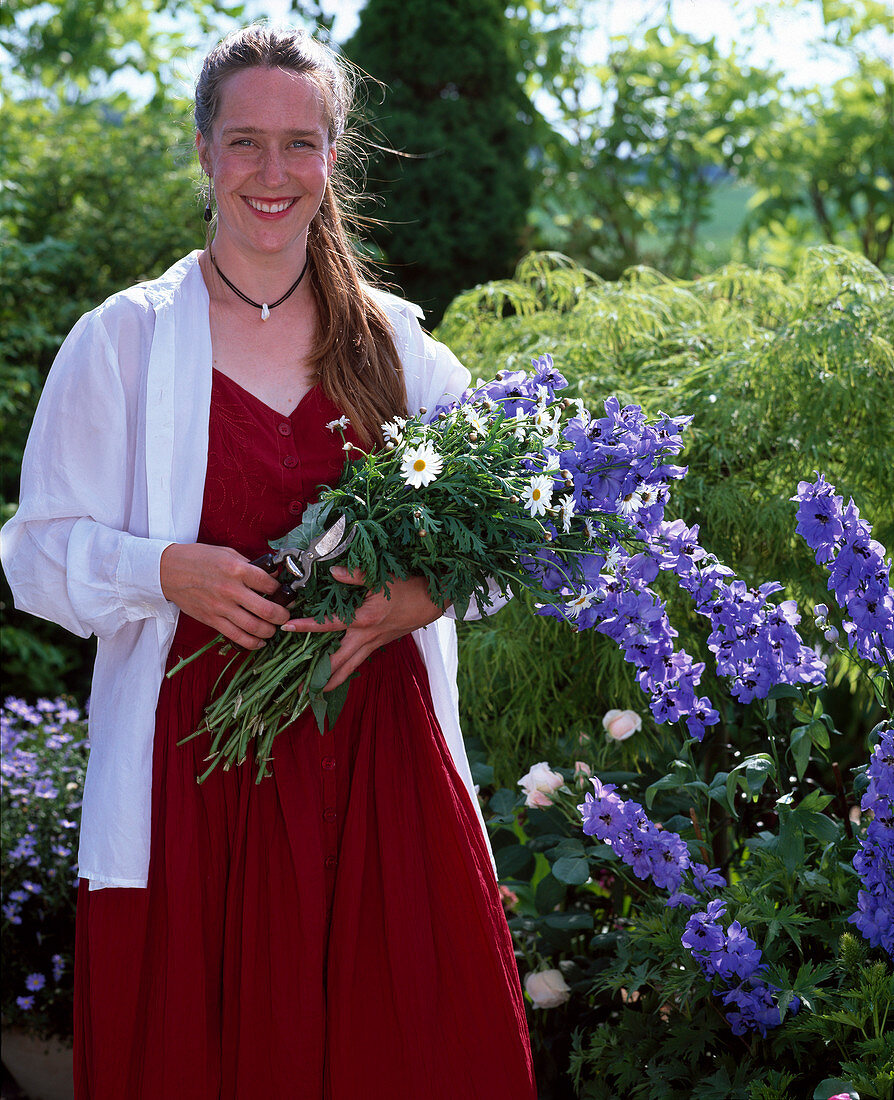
321, 757, 336, 770
322, 808, 337, 823
324, 855, 337, 869
282, 455, 298, 469
288, 500, 302, 515
278, 422, 292, 437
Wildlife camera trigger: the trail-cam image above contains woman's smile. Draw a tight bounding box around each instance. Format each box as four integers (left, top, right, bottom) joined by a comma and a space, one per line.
243, 196, 299, 217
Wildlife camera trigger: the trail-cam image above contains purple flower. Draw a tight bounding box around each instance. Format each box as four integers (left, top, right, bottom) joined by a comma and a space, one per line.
849, 726, 894, 955
792, 474, 894, 665
15, 996, 35, 1011
683, 903, 793, 1035
25, 973, 46, 992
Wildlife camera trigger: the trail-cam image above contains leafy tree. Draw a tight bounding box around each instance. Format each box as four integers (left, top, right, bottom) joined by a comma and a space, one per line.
0, 0, 242, 102
343, 0, 534, 322
0, 94, 204, 696
741, 0, 893, 268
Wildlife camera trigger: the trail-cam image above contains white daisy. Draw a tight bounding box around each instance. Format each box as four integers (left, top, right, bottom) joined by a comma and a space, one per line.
603, 546, 622, 573
618, 488, 645, 515
401, 442, 444, 488
382, 416, 407, 443
542, 451, 561, 472
513, 409, 531, 442
461, 405, 488, 433
565, 587, 599, 619
325, 415, 350, 432
523, 474, 554, 517
558, 493, 576, 533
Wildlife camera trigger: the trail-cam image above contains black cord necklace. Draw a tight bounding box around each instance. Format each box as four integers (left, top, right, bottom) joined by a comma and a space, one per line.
209, 249, 310, 321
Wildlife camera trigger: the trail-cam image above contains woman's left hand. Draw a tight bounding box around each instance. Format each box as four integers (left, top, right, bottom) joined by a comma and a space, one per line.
281, 567, 446, 690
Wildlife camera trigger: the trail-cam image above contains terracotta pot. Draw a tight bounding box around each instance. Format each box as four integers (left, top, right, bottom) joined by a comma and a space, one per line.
1, 1027, 74, 1100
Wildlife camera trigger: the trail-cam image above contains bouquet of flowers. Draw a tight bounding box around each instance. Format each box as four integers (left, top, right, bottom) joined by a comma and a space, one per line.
171, 354, 692, 781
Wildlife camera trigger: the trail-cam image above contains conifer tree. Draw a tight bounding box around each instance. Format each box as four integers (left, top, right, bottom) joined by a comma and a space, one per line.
345, 0, 532, 322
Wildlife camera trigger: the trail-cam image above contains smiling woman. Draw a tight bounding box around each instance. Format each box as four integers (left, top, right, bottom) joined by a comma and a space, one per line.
0, 21, 537, 1100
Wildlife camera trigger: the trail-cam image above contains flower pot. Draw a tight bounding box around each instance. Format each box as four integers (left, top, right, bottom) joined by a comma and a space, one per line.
1, 1027, 73, 1100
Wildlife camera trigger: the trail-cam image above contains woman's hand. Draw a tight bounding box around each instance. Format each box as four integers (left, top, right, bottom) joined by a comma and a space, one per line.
281, 567, 446, 690
160, 543, 290, 648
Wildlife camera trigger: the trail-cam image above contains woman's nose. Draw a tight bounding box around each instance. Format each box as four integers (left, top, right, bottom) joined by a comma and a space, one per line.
258, 149, 289, 187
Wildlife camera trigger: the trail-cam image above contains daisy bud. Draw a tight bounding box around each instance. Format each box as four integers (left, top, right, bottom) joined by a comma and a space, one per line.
419, 406, 427, 415
496, 370, 505, 380
561, 469, 572, 480
342, 442, 353, 451
419, 530, 427, 538
470, 432, 478, 442
544, 530, 553, 541
510, 495, 519, 503
385, 441, 395, 450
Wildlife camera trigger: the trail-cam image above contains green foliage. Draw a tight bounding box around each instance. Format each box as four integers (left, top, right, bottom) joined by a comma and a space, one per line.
344, 0, 533, 322
0, 0, 242, 102
438, 248, 893, 780
742, 2, 893, 269
0, 94, 204, 696
484, 679, 892, 1097
527, 22, 779, 278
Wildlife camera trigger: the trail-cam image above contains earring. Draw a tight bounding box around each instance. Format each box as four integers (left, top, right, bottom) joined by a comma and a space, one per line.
203, 175, 214, 223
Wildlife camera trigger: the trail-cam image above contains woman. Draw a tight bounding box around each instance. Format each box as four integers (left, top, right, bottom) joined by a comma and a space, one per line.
1, 24, 536, 1100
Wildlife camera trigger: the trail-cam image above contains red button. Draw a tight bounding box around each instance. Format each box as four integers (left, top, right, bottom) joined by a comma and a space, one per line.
288, 500, 302, 515
324, 855, 337, 868
283, 455, 298, 469
323, 808, 337, 823
278, 422, 292, 437
322, 757, 336, 770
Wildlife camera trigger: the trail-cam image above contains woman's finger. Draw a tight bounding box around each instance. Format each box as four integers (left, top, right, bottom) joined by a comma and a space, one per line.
281, 615, 349, 633
329, 565, 367, 586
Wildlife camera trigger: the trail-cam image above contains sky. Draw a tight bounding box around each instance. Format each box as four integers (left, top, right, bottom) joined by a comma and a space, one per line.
238, 0, 879, 89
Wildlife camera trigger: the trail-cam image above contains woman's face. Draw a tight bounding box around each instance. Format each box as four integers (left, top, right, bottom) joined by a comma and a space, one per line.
196, 65, 335, 262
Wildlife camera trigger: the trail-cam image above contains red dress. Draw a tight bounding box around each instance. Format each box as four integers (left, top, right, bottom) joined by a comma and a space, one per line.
73, 372, 536, 1099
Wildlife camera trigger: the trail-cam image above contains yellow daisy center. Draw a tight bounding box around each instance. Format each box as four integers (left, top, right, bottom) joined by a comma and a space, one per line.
414, 459, 427, 472
532, 488, 541, 501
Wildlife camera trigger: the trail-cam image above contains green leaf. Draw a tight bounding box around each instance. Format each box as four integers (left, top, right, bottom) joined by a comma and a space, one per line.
768, 683, 803, 700
487, 788, 518, 816
495, 844, 535, 881
551, 856, 590, 885
813, 1079, 859, 1099
535, 873, 568, 914
542, 911, 594, 931
324, 678, 351, 730
307, 654, 331, 695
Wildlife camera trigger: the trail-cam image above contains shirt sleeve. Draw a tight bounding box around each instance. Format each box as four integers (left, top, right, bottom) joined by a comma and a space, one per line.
0, 308, 173, 640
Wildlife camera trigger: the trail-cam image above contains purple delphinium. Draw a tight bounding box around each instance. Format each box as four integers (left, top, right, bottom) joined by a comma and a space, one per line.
683, 902, 798, 1036
792, 474, 894, 665
848, 726, 894, 955
578, 777, 725, 900
2, 696, 88, 1026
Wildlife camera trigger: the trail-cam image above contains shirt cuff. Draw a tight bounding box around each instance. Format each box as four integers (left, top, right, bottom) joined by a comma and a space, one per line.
116, 535, 175, 620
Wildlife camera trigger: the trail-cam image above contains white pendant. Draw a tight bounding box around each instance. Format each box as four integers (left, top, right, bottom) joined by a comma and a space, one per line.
261, 303, 270, 321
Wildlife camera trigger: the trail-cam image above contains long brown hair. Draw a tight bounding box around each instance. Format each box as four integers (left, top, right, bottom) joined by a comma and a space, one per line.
194, 24, 408, 446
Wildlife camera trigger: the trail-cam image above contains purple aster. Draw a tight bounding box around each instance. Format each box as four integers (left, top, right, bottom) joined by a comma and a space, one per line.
25, 973, 46, 992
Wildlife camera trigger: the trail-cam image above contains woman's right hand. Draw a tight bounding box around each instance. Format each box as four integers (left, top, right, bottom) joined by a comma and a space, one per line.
160, 543, 290, 649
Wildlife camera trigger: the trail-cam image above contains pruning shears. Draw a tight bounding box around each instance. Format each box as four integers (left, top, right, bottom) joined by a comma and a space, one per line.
250, 514, 356, 606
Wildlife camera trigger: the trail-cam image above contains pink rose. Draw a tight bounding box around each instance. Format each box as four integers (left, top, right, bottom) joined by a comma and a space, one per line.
574, 761, 592, 789
518, 762, 565, 808
524, 968, 571, 1009
602, 708, 642, 741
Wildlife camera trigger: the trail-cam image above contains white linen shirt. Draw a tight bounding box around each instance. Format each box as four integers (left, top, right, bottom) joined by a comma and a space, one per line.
1, 251, 496, 889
